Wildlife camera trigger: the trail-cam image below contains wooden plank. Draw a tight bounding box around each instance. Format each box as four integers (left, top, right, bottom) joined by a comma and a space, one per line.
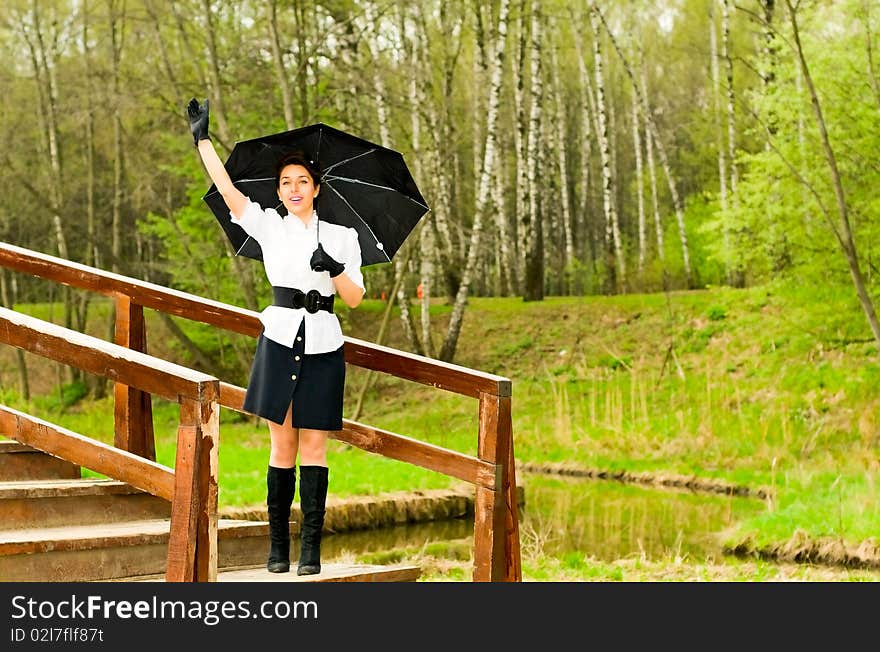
165, 400, 203, 582
472, 393, 511, 582
0, 518, 264, 555
483, 393, 521, 581
216, 563, 421, 582
114, 295, 156, 460
0, 307, 215, 402
0, 242, 510, 398
0, 443, 81, 481
195, 397, 220, 582
343, 336, 511, 398
0, 405, 175, 500
220, 381, 496, 489
334, 420, 497, 490
0, 242, 263, 338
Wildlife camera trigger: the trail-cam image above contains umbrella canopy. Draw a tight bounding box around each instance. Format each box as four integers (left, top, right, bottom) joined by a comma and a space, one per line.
203, 123, 429, 266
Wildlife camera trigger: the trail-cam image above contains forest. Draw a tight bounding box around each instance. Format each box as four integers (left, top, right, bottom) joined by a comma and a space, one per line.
1, 0, 878, 380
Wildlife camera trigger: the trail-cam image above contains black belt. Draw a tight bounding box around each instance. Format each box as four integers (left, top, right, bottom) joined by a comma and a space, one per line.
272, 287, 335, 314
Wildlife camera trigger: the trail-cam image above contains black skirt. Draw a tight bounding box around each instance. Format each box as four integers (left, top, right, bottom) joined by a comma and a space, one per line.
242, 322, 345, 429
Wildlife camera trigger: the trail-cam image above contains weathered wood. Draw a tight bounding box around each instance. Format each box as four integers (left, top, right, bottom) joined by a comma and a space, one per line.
165, 395, 219, 583
335, 420, 497, 490
196, 396, 220, 582
220, 381, 496, 489
0, 241, 523, 582
0, 405, 175, 500
114, 294, 156, 460
343, 336, 511, 398
0, 441, 81, 480
472, 392, 520, 581
0, 307, 217, 402
0, 242, 263, 338
216, 563, 421, 582
0, 518, 269, 581
0, 243, 510, 398
492, 394, 521, 581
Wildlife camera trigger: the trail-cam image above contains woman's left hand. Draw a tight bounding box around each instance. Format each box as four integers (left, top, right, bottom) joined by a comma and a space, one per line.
310, 244, 345, 278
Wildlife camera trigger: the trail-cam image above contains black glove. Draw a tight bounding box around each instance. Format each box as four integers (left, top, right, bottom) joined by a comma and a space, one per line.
186, 98, 210, 146
310, 244, 345, 278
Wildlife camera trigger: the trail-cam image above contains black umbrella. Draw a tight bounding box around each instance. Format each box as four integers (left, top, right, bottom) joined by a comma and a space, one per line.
203, 123, 429, 266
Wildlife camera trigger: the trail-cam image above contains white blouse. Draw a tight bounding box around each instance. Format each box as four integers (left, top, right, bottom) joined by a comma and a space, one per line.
230, 199, 365, 353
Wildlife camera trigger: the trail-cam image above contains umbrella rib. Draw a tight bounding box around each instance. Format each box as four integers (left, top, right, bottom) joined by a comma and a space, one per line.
325, 181, 392, 263
323, 149, 377, 174
235, 235, 255, 256
323, 175, 430, 210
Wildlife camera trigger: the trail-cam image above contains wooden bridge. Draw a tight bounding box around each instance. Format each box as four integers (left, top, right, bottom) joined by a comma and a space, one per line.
0, 242, 520, 582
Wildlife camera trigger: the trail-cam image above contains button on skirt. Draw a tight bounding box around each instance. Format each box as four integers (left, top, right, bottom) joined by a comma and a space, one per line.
242, 322, 345, 429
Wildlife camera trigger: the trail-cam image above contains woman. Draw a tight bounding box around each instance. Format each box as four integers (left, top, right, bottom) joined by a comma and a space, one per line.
186, 98, 365, 575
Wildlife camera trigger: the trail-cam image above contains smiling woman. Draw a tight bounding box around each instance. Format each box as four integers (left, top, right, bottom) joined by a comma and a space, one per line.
186, 97, 365, 577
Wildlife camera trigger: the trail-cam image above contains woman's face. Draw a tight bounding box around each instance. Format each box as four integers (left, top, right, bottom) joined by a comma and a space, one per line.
277, 164, 319, 218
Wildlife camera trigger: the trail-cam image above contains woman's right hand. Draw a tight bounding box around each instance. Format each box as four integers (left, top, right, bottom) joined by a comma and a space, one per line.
187, 98, 210, 146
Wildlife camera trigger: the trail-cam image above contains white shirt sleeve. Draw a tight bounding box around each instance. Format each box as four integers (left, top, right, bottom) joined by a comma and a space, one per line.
229, 199, 271, 244
342, 227, 365, 292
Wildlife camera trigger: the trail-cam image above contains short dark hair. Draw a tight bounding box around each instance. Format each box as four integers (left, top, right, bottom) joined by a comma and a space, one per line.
275, 150, 322, 189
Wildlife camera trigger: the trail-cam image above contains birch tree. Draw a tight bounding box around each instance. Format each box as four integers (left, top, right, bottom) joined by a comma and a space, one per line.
721, 0, 741, 284
438, 0, 510, 361
595, 4, 692, 288
569, 11, 598, 284
590, 6, 622, 293
522, 0, 544, 302
641, 69, 664, 262
549, 26, 575, 291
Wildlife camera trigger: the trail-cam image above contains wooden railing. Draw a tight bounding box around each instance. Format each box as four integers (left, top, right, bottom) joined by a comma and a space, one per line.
0, 241, 521, 582
0, 307, 219, 582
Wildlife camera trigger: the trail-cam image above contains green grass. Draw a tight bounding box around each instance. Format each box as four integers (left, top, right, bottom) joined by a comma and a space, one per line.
2, 278, 878, 576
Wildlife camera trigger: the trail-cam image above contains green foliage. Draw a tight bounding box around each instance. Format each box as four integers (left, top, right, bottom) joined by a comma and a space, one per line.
701, 2, 880, 295
706, 305, 727, 321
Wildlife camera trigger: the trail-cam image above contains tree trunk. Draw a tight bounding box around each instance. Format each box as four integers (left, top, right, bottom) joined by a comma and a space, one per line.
595, 5, 692, 287
721, 0, 742, 285
549, 34, 575, 292
785, 1, 880, 348
641, 69, 664, 261
82, 0, 106, 398
522, 0, 545, 302
511, 0, 529, 294
570, 13, 597, 287
200, 0, 233, 149
108, 0, 125, 276
590, 7, 621, 294
361, 0, 422, 354
438, 0, 510, 361
22, 0, 75, 385
632, 87, 647, 276
268, 0, 295, 129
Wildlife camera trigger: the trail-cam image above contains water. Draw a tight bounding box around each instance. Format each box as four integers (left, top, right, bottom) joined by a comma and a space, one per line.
518, 473, 766, 562
321, 472, 766, 565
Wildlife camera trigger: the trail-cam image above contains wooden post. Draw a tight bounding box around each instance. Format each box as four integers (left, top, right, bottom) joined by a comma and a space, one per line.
114, 294, 156, 460
165, 388, 219, 582
195, 392, 220, 582
472, 391, 521, 581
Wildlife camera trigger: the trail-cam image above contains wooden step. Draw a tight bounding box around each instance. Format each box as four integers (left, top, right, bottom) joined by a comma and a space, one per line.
0, 478, 171, 529
132, 563, 422, 582
0, 518, 270, 582
0, 440, 80, 480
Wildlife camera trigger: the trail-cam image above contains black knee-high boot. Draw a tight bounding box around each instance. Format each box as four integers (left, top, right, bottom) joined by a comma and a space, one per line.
266, 465, 296, 573
297, 465, 328, 576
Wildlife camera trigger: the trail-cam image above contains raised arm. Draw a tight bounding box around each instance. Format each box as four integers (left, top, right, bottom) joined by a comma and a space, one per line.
187, 98, 248, 219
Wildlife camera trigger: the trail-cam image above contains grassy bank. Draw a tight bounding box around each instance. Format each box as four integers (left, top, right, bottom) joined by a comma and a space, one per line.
1, 279, 878, 576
